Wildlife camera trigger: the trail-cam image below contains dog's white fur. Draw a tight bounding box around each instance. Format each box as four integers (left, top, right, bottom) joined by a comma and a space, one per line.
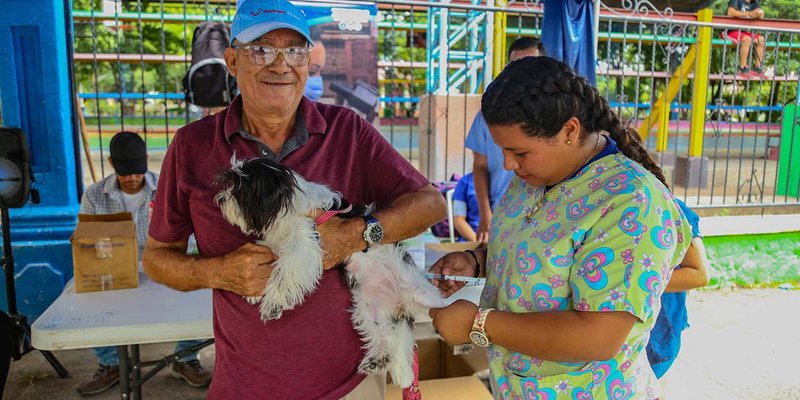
216, 157, 445, 387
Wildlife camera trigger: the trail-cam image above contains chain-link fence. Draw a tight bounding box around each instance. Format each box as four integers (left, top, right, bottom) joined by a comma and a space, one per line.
70, 0, 800, 212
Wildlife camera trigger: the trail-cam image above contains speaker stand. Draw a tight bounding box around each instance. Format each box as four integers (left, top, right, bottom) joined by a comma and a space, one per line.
1, 208, 69, 378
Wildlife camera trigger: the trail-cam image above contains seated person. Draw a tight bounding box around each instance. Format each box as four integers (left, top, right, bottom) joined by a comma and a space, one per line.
452, 173, 480, 242
726, 0, 766, 78
76, 132, 211, 396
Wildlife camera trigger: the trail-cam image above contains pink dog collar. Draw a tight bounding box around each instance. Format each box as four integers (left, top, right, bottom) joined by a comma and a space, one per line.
314, 204, 353, 226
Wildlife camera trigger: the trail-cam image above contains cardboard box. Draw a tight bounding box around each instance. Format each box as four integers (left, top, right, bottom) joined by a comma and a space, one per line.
425, 241, 485, 268
385, 376, 492, 400
71, 212, 139, 293
385, 322, 492, 400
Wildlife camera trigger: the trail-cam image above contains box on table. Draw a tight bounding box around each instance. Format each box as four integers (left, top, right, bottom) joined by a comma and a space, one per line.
424, 241, 485, 268
385, 322, 492, 400
71, 212, 139, 293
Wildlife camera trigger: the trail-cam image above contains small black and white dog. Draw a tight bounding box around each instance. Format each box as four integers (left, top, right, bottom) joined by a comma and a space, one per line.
214, 156, 444, 387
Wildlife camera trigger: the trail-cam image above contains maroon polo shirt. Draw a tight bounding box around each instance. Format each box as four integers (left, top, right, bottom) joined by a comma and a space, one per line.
149, 96, 430, 399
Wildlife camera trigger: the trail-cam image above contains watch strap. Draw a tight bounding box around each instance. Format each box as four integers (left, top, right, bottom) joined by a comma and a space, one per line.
472, 308, 493, 334
361, 215, 381, 253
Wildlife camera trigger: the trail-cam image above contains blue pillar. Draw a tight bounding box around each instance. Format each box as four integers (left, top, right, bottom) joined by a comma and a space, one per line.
0, 0, 79, 321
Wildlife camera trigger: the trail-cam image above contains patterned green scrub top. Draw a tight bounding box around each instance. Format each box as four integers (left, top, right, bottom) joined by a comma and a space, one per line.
480, 153, 693, 400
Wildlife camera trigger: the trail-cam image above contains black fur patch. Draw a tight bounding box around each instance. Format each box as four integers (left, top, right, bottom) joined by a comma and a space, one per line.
216, 158, 299, 231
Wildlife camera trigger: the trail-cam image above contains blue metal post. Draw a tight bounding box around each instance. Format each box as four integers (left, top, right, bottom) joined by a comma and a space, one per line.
0, 0, 79, 321
426, 0, 492, 95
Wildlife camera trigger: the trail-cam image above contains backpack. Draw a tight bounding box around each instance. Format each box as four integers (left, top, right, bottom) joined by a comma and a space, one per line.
182, 21, 237, 108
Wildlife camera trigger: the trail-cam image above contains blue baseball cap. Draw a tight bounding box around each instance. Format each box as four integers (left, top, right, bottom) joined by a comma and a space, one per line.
231, 0, 313, 46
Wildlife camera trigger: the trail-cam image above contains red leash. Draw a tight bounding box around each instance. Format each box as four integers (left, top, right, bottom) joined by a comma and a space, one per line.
402, 346, 422, 400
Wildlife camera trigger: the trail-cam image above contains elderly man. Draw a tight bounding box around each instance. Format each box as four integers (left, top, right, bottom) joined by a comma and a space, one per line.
143, 1, 446, 399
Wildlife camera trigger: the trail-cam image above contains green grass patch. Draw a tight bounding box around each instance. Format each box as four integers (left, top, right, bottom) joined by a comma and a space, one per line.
87, 135, 174, 150
83, 116, 190, 128
704, 231, 800, 289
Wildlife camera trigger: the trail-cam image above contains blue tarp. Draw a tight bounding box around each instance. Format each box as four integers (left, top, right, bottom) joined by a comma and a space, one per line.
541, 0, 597, 86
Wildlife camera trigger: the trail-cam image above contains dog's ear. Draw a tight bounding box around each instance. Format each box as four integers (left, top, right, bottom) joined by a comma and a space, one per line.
231, 158, 300, 231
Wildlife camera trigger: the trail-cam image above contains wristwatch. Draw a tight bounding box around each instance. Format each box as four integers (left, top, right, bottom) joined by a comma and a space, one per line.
469, 308, 494, 348
361, 215, 384, 252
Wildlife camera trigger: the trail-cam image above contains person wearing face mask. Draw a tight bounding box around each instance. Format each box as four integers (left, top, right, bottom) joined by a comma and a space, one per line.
304, 27, 326, 101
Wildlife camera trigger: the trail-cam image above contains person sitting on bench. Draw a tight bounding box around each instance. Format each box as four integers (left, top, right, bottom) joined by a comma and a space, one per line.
726, 0, 767, 79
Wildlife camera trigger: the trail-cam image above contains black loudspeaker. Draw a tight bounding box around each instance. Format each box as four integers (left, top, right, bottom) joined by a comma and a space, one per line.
0, 128, 32, 209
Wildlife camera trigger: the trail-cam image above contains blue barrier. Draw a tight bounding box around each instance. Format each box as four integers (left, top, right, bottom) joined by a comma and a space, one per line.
0, 0, 79, 321
79, 92, 185, 100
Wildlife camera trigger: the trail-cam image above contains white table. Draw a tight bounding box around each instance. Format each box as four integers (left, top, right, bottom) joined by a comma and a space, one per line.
32, 272, 213, 400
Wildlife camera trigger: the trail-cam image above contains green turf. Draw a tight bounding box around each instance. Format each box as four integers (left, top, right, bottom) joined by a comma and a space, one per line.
704, 231, 800, 289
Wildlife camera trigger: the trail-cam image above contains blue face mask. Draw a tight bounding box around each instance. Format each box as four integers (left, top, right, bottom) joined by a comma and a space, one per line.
304, 76, 324, 101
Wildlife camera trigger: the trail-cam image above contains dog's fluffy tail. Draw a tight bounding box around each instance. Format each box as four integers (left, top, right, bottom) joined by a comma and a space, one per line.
388, 317, 415, 388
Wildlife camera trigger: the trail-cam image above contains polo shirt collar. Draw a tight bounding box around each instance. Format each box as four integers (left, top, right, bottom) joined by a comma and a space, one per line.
224, 95, 328, 144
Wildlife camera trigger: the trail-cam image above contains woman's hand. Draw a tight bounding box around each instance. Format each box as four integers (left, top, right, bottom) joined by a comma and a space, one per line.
429, 300, 478, 345
428, 251, 478, 297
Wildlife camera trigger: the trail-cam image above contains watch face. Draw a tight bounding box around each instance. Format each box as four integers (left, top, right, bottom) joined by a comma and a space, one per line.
367, 224, 383, 243
469, 331, 490, 347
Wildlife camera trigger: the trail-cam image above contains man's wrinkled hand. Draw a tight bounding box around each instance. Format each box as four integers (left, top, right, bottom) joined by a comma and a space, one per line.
217, 242, 277, 296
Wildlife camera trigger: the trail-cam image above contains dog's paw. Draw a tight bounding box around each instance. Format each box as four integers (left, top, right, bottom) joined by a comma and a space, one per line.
259, 305, 284, 321
244, 295, 262, 305
358, 354, 390, 375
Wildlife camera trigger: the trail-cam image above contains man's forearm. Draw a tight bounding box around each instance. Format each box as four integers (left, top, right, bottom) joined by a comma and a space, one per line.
375, 185, 447, 243
727, 6, 753, 18
310, 185, 447, 270
143, 240, 217, 292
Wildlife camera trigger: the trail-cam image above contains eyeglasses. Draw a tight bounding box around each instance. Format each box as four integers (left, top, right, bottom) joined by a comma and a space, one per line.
233, 45, 312, 67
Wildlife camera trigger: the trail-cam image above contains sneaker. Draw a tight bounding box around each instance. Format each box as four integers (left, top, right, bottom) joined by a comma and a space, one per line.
736, 67, 750, 79
751, 67, 767, 79
76, 364, 120, 396
171, 359, 212, 388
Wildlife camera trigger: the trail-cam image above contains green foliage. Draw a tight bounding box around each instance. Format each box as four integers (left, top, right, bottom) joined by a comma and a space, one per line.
72, 0, 235, 118
760, 0, 800, 20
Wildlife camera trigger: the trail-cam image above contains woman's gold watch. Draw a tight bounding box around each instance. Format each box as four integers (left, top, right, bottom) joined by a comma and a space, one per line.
469, 308, 494, 347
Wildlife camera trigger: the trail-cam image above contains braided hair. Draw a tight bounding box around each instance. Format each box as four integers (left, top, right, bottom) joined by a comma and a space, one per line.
481, 57, 667, 186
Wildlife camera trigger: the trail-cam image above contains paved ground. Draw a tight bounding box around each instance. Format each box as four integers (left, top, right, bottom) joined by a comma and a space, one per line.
659, 288, 800, 400
4, 289, 800, 399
